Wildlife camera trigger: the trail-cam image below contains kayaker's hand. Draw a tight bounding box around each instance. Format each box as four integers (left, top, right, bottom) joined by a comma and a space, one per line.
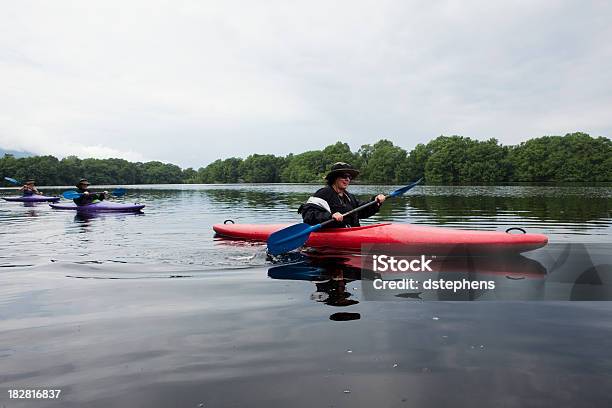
83, 191, 90, 196
375, 194, 386, 204
103, 191, 109, 198
332, 212, 344, 222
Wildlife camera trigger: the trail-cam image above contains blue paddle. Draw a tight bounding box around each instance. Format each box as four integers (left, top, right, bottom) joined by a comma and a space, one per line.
267, 178, 423, 255
4, 177, 20, 185
62, 188, 127, 199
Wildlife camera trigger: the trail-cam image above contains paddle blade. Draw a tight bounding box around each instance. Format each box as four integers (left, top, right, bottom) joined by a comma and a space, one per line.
62, 191, 81, 199
111, 188, 126, 197
268, 264, 327, 281
267, 223, 318, 255
388, 178, 423, 197
4, 177, 20, 185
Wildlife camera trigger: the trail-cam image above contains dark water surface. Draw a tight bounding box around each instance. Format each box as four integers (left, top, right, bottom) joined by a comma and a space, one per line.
1, 184, 612, 407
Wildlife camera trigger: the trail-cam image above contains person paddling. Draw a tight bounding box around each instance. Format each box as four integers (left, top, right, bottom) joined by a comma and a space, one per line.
73, 179, 108, 206
298, 162, 386, 228
20, 179, 42, 196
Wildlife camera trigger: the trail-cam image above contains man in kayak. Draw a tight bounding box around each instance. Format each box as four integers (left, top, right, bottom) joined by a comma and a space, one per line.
19, 179, 42, 196
73, 179, 108, 206
298, 162, 386, 228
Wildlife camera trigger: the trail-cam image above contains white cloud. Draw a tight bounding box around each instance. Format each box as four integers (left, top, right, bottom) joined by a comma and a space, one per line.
1, 0, 611, 167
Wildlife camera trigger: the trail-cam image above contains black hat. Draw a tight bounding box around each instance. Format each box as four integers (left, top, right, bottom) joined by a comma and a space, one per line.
76, 178, 90, 187
325, 162, 360, 183
25, 179, 35, 184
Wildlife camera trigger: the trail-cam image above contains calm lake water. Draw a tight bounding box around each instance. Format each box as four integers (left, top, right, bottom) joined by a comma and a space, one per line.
1, 184, 611, 407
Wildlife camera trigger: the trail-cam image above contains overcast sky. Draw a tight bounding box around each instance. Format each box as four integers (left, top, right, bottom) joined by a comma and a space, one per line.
1, 0, 611, 168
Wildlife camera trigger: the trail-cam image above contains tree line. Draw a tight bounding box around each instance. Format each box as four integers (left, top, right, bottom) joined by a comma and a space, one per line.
193, 132, 611, 183
1, 132, 610, 186
0, 155, 186, 186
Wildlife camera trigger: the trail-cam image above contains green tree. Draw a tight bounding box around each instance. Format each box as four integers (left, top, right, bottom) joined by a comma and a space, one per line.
322, 142, 360, 167
421, 136, 509, 183
182, 167, 198, 183
403, 143, 429, 180
509, 132, 612, 182
59, 156, 82, 185
198, 158, 243, 183
139, 161, 183, 184
280, 150, 327, 182
240, 154, 286, 183
361, 140, 408, 183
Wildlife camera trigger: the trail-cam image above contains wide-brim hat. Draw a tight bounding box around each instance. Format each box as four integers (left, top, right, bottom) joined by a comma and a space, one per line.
325, 162, 360, 182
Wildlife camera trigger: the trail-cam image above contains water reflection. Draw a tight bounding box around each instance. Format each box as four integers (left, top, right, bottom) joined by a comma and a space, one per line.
406, 194, 612, 224
1, 184, 610, 267
24, 208, 39, 217
72, 211, 145, 222
268, 243, 612, 303
1, 184, 611, 407
269, 255, 362, 321
204, 189, 309, 211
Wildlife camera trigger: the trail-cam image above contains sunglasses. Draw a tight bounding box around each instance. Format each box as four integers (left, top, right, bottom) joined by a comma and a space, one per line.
339, 173, 352, 180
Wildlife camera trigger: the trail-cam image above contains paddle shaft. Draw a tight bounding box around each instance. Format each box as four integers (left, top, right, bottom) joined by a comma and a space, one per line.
319, 195, 383, 228
4, 177, 20, 185
63, 188, 126, 199
318, 178, 422, 228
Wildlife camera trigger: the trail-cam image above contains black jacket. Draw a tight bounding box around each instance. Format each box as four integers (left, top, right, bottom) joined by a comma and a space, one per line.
73, 188, 105, 206
298, 186, 380, 228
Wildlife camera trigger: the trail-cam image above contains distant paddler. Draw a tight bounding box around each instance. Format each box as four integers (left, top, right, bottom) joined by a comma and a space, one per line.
73, 178, 109, 206
20, 179, 43, 196
298, 162, 386, 228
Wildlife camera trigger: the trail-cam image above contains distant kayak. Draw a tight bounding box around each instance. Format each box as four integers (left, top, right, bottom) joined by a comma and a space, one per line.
50, 202, 145, 212
213, 223, 549, 254
3, 195, 60, 202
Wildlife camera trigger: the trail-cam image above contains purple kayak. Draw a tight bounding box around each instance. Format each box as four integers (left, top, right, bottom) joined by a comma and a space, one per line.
3, 195, 60, 202
49, 201, 145, 212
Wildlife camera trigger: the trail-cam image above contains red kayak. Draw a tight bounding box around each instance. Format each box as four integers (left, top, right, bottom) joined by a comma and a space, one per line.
213, 223, 548, 254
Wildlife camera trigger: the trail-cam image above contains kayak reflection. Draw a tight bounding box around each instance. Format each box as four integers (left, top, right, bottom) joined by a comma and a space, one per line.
74, 211, 145, 226
266, 242, 612, 302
